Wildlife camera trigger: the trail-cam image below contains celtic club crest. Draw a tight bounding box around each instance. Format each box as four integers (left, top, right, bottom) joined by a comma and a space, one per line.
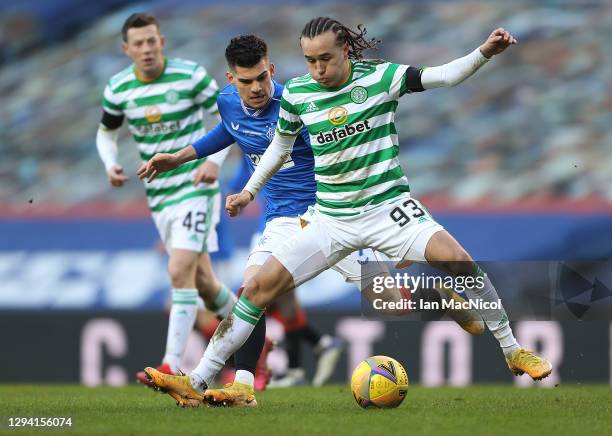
350, 86, 368, 104
165, 89, 179, 105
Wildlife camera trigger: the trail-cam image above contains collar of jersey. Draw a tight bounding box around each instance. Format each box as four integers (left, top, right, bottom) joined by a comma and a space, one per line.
134, 57, 167, 83
314, 61, 354, 92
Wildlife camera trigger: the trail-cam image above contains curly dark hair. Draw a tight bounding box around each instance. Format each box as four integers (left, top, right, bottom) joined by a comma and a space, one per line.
225, 35, 268, 69
121, 13, 160, 42
300, 17, 380, 60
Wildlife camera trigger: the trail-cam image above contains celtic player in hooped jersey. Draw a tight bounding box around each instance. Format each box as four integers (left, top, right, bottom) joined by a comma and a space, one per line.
144, 17, 552, 404
95, 13, 236, 386
140, 35, 489, 407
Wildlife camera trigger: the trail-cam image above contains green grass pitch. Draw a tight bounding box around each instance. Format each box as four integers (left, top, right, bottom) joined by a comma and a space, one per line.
0, 385, 609, 435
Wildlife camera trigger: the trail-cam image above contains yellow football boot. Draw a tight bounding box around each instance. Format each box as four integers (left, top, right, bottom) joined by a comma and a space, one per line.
203, 382, 258, 408
505, 348, 553, 380
143, 367, 205, 408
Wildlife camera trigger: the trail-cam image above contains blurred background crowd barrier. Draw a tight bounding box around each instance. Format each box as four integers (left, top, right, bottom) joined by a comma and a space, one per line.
0, 0, 610, 384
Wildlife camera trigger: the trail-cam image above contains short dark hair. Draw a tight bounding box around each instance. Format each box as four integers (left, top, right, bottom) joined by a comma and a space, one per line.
225, 35, 268, 69
301, 17, 379, 60
121, 13, 160, 42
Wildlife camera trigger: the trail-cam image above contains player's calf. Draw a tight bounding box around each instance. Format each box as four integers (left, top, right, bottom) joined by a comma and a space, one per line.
435, 286, 485, 336
242, 256, 295, 309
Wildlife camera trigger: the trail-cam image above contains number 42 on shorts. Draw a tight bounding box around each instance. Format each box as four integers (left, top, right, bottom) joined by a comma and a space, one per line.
182, 211, 207, 233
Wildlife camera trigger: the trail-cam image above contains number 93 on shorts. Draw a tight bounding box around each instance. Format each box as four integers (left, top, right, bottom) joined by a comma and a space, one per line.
273, 195, 444, 287
318, 194, 444, 266
152, 193, 221, 254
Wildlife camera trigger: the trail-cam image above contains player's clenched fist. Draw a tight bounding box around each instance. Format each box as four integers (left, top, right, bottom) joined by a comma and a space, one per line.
137, 153, 180, 182
479, 28, 517, 58
225, 190, 254, 217
107, 164, 129, 187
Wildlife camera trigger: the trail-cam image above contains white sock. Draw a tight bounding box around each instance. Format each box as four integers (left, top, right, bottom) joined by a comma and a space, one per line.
162, 288, 198, 372
235, 370, 255, 387
463, 266, 520, 356
190, 295, 264, 393
209, 284, 237, 319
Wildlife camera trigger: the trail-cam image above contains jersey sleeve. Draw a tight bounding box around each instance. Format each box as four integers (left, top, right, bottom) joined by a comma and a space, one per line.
385, 63, 426, 100
276, 87, 303, 137
400, 66, 426, 96
192, 65, 220, 115
101, 83, 124, 129
192, 122, 234, 159
102, 83, 123, 116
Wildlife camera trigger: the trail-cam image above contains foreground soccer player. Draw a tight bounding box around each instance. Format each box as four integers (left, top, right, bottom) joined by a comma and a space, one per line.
96, 12, 237, 384
140, 34, 484, 406
148, 18, 551, 402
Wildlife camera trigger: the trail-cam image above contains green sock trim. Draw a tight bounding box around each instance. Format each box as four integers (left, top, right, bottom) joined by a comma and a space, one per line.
232, 306, 259, 325
237, 295, 264, 317
231, 295, 264, 325
172, 288, 198, 305
211, 284, 231, 310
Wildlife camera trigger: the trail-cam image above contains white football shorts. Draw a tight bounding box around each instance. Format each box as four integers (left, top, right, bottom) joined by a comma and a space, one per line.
246, 212, 387, 286
273, 194, 444, 287
152, 192, 220, 254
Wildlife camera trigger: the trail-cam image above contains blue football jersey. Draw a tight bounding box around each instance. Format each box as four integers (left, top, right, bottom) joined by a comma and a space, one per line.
217, 81, 316, 221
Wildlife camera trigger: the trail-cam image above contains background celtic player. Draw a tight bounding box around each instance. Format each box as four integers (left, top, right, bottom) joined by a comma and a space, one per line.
95, 13, 236, 384
144, 17, 552, 404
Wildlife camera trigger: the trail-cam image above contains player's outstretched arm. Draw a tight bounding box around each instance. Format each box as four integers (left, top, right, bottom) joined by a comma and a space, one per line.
137, 146, 197, 182
242, 132, 296, 200
225, 131, 297, 218
190, 121, 235, 184
420, 28, 517, 89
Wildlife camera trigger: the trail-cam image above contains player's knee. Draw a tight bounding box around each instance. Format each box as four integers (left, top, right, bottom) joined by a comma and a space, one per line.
167, 268, 184, 287
168, 262, 195, 288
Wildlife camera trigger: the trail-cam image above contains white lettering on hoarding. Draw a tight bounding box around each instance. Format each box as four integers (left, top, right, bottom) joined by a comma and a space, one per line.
80, 319, 128, 386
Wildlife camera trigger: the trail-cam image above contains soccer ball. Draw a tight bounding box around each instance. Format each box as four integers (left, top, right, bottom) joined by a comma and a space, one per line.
350, 355, 409, 409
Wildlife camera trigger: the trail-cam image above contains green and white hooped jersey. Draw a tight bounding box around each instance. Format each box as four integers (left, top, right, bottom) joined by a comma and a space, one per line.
102, 58, 220, 214
277, 60, 415, 217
